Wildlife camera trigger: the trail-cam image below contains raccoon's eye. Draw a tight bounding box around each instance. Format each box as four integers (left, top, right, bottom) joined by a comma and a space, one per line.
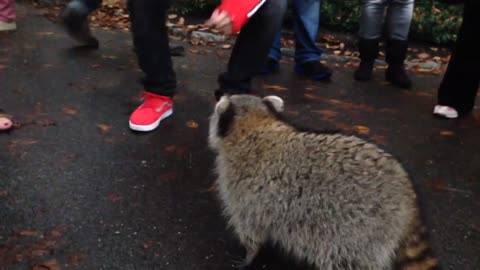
217, 103, 236, 138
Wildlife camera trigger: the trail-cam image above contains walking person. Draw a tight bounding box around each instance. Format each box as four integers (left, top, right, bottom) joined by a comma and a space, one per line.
433, 0, 480, 118
126, 0, 286, 132
261, 0, 332, 81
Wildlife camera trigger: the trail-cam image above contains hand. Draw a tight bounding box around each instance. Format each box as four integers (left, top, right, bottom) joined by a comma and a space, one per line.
205, 9, 233, 35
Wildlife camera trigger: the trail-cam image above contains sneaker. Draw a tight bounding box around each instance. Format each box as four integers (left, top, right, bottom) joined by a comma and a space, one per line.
295, 61, 332, 80
433, 105, 458, 119
0, 115, 13, 130
0, 21, 16, 32
62, 1, 99, 48
259, 58, 280, 75
129, 92, 173, 132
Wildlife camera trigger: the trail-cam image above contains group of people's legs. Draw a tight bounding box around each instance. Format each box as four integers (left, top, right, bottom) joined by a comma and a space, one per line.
1, 0, 479, 132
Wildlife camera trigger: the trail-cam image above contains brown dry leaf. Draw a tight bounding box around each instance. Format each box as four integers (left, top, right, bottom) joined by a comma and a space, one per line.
221, 44, 231, 49
0, 190, 7, 197
31, 248, 49, 257
354, 125, 370, 135
0, 64, 6, 69
18, 230, 40, 236
313, 110, 338, 118
186, 120, 199, 128
417, 53, 430, 61
167, 14, 178, 20
440, 130, 455, 136
424, 178, 449, 193
344, 51, 352, 56
35, 32, 55, 36
262, 84, 288, 91
68, 254, 87, 266
333, 50, 341, 55
62, 107, 79, 115
189, 49, 200, 54
32, 259, 60, 270
177, 17, 185, 26
96, 124, 112, 134
164, 145, 177, 152
51, 224, 68, 237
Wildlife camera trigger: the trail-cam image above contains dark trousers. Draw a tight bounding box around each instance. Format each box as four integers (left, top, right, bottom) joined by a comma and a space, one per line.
437, 1, 480, 116
219, 0, 287, 95
128, 0, 177, 96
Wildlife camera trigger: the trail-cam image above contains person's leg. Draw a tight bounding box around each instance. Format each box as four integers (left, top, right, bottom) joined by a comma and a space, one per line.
354, 0, 387, 81
384, 0, 414, 89
62, 0, 102, 47
436, 1, 480, 118
128, 0, 176, 132
0, 0, 16, 31
292, 0, 332, 80
260, 32, 282, 74
217, 0, 287, 99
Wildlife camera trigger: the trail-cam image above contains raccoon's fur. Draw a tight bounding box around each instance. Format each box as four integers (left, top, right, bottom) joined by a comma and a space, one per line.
208, 95, 440, 270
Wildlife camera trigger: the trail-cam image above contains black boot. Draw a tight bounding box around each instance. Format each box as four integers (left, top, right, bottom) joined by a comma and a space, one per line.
385, 39, 412, 89
354, 38, 379, 81
62, 1, 99, 48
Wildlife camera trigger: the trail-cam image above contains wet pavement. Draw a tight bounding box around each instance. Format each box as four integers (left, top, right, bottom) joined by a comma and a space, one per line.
1, 4, 479, 270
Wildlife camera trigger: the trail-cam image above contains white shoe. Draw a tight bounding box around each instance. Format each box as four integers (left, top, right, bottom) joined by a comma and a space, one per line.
433, 105, 459, 119
0, 21, 16, 31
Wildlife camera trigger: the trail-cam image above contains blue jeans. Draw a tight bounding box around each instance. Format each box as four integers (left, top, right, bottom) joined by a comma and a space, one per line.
358, 0, 414, 41
73, 0, 101, 13
268, 0, 322, 64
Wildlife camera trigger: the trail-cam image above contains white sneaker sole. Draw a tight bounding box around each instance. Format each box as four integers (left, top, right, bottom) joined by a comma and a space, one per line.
0, 21, 16, 31
433, 105, 458, 119
129, 109, 173, 132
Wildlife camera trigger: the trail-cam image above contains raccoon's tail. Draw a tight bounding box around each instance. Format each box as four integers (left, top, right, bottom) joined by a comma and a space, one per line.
395, 221, 441, 270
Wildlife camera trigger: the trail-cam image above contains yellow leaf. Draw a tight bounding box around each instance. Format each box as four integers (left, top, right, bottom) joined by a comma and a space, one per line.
186, 120, 199, 128
440, 130, 455, 136
354, 125, 370, 135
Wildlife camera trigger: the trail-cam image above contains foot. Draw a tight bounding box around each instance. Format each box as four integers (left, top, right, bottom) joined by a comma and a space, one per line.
129, 91, 173, 132
0, 114, 13, 131
354, 61, 374, 81
259, 58, 280, 75
0, 21, 16, 32
295, 60, 332, 80
433, 105, 459, 119
386, 65, 412, 89
62, 1, 99, 48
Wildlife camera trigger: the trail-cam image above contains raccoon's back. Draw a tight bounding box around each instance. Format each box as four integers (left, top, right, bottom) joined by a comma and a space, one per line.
217, 131, 418, 253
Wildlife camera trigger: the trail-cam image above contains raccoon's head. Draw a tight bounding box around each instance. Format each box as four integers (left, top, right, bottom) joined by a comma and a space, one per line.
208, 94, 284, 150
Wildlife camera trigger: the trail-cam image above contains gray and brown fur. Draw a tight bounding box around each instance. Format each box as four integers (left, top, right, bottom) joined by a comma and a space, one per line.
208, 95, 440, 270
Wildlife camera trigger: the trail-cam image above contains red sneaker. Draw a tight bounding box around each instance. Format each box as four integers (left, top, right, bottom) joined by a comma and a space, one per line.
129, 91, 173, 132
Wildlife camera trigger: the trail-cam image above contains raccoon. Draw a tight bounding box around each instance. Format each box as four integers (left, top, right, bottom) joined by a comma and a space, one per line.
208, 95, 440, 270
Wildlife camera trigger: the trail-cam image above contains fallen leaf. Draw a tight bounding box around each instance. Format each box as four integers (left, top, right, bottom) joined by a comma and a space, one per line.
108, 193, 122, 203
167, 14, 178, 20
164, 145, 177, 152
35, 119, 56, 127
62, 107, 79, 115
262, 84, 288, 91
68, 254, 87, 266
313, 110, 338, 118
17, 230, 40, 236
35, 32, 55, 36
96, 124, 112, 134
31, 248, 49, 257
354, 125, 370, 135
0, 190, 7, 197
424, 179, 449, 193
186, 120, 199, 128
439, 130, 455, 136
333, 50, 341, 55
221, 44, 231, 49
32, 259, 60, 270
417, 53, 430, 61
51, 224, 68, 237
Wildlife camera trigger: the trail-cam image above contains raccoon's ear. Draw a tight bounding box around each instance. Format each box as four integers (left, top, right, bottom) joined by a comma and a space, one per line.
263, 96, 284, 112
216, 96, 236, 137
215, 96, 231, 114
